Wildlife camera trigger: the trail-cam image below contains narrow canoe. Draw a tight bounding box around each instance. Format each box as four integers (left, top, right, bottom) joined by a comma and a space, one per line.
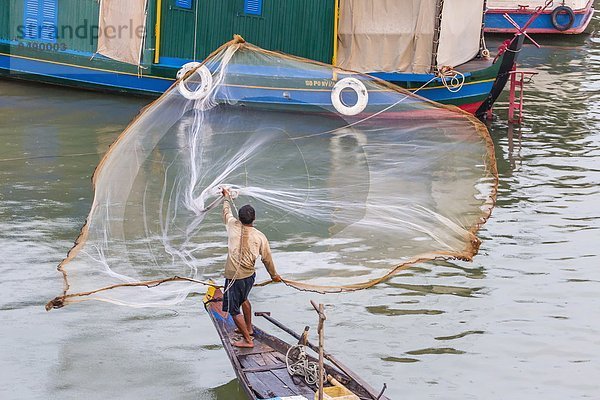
203, 286, 389, 400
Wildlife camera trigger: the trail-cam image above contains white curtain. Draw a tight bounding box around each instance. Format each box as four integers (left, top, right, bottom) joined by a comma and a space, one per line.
437, 0, 484, 68
97, 0, 148, 65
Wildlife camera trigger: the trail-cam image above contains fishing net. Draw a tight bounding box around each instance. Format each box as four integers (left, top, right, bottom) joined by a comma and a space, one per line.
46, 36, 497, 310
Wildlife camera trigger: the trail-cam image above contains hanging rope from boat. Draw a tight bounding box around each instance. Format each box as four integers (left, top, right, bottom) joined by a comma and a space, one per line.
437, 66, 465, 93
479, 0, 490, 58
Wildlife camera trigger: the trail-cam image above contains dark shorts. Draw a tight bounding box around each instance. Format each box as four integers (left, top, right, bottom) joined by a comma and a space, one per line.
222, 273, 255, 316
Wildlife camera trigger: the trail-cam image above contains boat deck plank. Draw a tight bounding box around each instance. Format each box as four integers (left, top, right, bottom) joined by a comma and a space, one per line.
239, 354, 261, 369
262, 352, 281, 365
242, 364, 287, 373
272, 368, 316, 398
249, 353, 267, 367
248, 371, 298, 398
456, 57, 495, 73
234, 341, 276, 356
246, 372, 279, 398
239, 352, 280, 368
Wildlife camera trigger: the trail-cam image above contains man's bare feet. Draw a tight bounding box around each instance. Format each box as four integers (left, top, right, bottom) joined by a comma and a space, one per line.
232, 339, 254, 348
234, 328, 254, 336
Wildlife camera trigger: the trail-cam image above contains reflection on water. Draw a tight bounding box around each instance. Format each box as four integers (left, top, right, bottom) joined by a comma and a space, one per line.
384, 282, 483, 297
405, 348, 466, 356
366, 305, 445, 316
434, 330, 485, 341
1, 10, 600, 398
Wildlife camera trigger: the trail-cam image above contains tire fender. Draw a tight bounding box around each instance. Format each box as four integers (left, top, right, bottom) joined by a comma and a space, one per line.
551, 6, 575, 32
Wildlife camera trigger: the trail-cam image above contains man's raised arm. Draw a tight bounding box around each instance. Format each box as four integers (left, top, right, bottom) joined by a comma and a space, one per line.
223, 199, 236, 225
222, 188, 236, 227
260, 239, 281, 282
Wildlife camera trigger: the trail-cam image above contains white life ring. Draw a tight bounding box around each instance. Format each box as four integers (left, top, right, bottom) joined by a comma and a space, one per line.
330, 77, 369, 116
176, 61, 201, 80
177, 63, 213, 100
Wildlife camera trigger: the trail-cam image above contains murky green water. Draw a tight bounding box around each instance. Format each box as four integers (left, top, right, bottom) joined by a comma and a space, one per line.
1, 12, 599, 399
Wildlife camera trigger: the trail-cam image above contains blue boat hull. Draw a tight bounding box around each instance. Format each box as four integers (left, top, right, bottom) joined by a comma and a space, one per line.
0, 38, 519, 116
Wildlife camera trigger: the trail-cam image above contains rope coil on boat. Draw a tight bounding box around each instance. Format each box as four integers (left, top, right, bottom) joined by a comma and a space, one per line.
286, 344, 321, 385
177, 64, 213, 100
331, 77, 369, 116
437, 66, 465, 93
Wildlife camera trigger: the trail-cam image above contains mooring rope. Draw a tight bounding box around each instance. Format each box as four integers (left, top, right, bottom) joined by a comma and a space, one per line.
437, 66, 466, 93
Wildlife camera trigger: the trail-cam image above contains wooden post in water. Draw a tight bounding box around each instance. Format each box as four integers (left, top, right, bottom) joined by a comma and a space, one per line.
311, 300, 326, 400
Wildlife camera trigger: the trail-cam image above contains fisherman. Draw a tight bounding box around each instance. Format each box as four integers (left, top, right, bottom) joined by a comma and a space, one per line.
221, 187, 282, 348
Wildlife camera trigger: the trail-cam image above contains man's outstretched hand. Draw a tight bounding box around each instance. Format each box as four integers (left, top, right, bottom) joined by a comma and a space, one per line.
271, 274, 283, 283
221, 187, 230, 199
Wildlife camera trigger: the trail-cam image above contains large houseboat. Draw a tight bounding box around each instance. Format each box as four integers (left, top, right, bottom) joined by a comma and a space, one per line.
1, 0, 524, 117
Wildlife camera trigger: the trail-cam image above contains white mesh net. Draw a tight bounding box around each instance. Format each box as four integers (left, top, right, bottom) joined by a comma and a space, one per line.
47, 38, 497, 309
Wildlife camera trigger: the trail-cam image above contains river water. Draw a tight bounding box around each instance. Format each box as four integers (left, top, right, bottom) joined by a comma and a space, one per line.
1, 13, 599, 400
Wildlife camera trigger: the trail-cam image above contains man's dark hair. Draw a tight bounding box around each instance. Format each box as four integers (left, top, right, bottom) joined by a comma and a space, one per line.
238, 205, 256, 225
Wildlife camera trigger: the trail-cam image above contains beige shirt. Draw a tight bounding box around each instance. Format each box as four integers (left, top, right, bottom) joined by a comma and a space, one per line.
223, 200, 277, 280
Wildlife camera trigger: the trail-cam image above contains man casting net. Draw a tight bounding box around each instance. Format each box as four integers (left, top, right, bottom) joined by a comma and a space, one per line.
46, 37, 498, 310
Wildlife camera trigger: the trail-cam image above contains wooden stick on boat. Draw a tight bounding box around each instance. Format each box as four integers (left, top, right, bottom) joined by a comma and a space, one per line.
299, 325, 310, 346
254, 311, 382, 399
311, 300, 327, 400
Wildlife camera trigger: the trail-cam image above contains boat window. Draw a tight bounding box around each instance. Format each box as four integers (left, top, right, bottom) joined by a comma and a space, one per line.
23, 0, 58, 42
244, 0, 263, 16
175, 0, 193, 10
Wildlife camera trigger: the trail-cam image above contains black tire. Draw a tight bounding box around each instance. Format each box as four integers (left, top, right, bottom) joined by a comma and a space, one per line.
551, 6, 575, 32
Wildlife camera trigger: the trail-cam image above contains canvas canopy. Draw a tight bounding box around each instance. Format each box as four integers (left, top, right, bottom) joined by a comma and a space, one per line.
437, 0, 486, 69
337, 0, 486, 74
97, 0, 148, 65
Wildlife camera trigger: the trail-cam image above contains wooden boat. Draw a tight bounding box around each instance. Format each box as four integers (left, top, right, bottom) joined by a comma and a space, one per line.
203, 286, 389, 400
0, 0, 522, 117
485, 0, 594, 34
